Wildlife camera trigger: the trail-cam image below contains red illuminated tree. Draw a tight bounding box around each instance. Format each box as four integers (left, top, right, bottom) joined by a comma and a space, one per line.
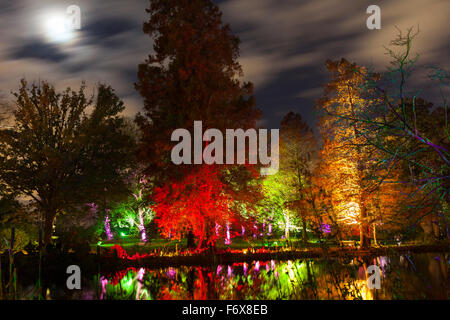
136, 0, 262, 246
153, 165, 233, 249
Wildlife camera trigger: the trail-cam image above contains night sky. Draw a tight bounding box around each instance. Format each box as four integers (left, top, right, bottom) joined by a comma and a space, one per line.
0, 0, 448, 129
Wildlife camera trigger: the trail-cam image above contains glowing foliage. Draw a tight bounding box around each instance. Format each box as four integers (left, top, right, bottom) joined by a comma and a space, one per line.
153, 165, 233, 248
109, 172, 155, 241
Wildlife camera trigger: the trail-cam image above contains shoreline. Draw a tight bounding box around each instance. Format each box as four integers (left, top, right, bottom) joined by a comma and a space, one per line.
99, 244, 450, 269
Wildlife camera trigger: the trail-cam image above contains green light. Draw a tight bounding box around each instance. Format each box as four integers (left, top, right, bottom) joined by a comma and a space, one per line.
120, 232, 126, 237
97, 241, 102, 246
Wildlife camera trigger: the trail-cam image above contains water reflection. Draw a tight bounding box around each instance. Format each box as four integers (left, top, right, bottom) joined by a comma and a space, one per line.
95, 253, 448, 300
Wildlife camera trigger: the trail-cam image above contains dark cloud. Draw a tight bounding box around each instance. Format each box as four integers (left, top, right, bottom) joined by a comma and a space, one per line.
9, 40, 69, 62
0, 1, 26, 14
82, 16, 140, 46
255, 64, 323, 129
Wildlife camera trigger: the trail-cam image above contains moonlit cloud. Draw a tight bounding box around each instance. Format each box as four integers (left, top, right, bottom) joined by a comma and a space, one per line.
220, 0, 449, 127
0, 0, 448, 127
0, 0, 151, 119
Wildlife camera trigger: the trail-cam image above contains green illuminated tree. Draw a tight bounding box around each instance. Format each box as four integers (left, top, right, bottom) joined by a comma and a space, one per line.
279, 112, 317, 244
109, 171, 155, 241
258, 112, 317, 242
259, 170, 300, 239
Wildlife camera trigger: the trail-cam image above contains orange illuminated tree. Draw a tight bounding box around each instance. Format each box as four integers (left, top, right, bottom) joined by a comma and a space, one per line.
317, 59, 379, 248
317, 58, 421, 246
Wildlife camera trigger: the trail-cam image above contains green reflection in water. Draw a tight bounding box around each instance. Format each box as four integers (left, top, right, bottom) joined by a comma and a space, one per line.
97, 253, 448, 300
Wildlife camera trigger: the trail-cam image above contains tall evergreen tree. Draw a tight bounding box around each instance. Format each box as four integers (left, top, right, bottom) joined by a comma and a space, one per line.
135, 0, 261, 182
135, 0, 262, 247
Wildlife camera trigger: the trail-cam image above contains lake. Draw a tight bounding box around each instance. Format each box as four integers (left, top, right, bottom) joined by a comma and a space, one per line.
18, 251, 447, 300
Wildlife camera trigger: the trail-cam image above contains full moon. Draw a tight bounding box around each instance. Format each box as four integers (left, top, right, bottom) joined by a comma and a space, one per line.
44, 14, 74, 43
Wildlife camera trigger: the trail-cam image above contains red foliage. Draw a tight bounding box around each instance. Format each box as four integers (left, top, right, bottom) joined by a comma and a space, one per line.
110, 244, 128, 259
152, 165, 234, 248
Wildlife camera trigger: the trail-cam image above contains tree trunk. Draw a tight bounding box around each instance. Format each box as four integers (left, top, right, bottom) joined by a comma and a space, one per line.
187, 230, 196, 249
373, 223, 377, 246
284, 210, 290, 239
43, 213, 56, 246
420, 214, 439, 243
359, 224, 370, 249
301, 217, 308, 246
138, 208, 147, 242
359, 197, 370, 249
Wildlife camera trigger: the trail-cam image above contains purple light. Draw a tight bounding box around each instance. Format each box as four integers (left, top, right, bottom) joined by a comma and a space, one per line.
225, 223, 231, 245
167, 267, 176, 280
100, 276, 108, 299
215, 222, 220, 236
136, 268, 145, 300
104, 214, 113, 240
138, 209, 147, 242
320, 223, 331, 234
88, 202, 98, 213
216, 265, 222, 274
137, 268, 145, 281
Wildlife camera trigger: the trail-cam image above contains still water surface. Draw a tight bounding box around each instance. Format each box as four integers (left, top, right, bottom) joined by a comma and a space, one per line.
37, 252, 448, 300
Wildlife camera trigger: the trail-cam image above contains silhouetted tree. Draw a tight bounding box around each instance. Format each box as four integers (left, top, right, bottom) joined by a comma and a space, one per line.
0, 80, 136, 244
